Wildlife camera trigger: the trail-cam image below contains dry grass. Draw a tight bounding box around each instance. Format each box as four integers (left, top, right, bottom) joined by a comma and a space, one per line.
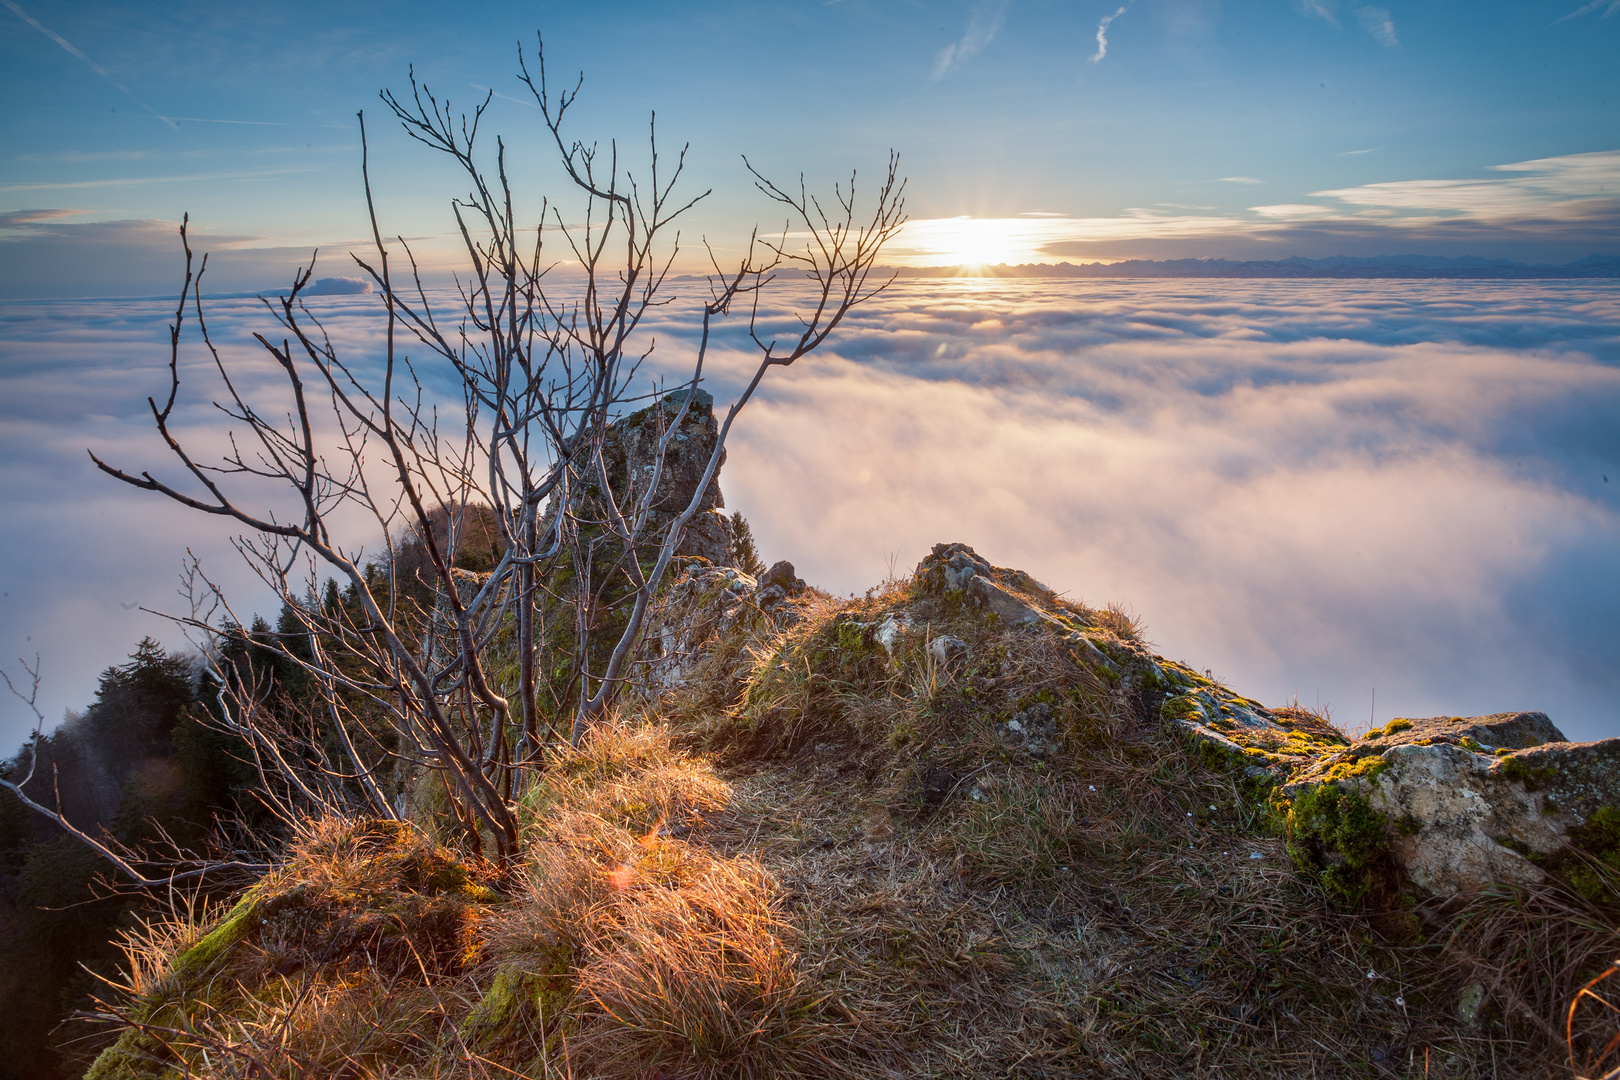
90, 571, 1620, 1080
478, 718, 833, 1080
653, 572, 1620, 1078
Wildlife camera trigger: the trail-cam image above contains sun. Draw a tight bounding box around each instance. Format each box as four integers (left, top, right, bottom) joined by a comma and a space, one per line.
904, 217, 1038, 269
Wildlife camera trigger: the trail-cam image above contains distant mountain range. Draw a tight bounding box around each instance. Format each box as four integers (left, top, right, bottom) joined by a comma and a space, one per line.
892, 253, 1620, 279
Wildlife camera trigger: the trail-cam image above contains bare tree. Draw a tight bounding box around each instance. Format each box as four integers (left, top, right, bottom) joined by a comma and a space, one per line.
82, 37, 905, 864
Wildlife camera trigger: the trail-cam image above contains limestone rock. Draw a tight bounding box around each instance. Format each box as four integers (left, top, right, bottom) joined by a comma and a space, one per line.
1281, 711, 1620, 899
914, 542, 1122, 678
756, 560, 807, 610
426, 568, 493, 668
600, 387, 735, 564
928, 634, 970, 666
875, 613, 912, 657
641, 563, 760, 692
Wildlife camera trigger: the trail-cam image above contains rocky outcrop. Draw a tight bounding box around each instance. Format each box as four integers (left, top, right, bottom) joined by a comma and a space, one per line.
641, 540, 1620, 905
601, 388, 735, 565
755, 560, 807, 610
1280, 712, 1620, 900
642, 563, 762, 692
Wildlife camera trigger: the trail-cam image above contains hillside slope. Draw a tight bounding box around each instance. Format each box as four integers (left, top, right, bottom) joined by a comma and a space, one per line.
84, 545, 1620, 1079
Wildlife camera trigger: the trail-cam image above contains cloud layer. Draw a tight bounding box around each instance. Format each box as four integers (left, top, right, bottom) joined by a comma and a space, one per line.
2, 279, 1617, 749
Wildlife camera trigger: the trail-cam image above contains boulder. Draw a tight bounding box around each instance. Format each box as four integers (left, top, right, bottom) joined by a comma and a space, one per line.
640, 563, 761, 692
1279, 711, 1620, 899
756, 560, 807, 610
913, 543, 1124, 677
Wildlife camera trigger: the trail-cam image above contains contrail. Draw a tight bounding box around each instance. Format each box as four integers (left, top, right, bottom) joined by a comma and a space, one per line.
1090, 2, 1133, 64
2, 0, 178, 129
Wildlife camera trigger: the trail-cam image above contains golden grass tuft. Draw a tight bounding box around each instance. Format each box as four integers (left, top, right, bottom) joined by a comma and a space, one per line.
572, 861, 820, 1080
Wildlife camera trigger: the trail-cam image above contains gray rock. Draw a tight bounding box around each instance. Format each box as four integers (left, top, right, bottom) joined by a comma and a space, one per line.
1359, 711, 1565, 753
928, 634, 969, 666
916, 542, 993, 595
1282, 711, 1620, 898
599, 388, 736, 564
640, 564, 760, 692
875, 614, 912, 657
760, 560, 806, 595
1004, 702, 1059, 757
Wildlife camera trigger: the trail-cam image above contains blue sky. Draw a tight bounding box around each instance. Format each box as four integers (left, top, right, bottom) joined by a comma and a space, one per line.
1, 1, 1618, 746
2, 0, 1619, 294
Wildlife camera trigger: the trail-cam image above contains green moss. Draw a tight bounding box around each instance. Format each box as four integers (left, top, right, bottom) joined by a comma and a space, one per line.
1283, 781, 1392, 905
83, 1028, 182, 1080
462, 960, 574, 1067
170, 891, 263, 980
1318, 752, 1389, 785
1160, 694, 1204, 723
1564, 806, 1620, 904
1383, 718, 1413, 735
1498, 755, 1558, 790
1362, 727, 1386, 741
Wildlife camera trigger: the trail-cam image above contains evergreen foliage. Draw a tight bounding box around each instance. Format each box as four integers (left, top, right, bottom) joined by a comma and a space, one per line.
0, 640, 260, 1079
729, 511, 766, 578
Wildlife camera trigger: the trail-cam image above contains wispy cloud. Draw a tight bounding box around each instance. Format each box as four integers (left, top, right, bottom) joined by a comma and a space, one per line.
1089, 2, 1133, 63
1293, 0, 1399, 46
1312, 149, 1620, 219
0, 166, 313, 195
1555, 0, 1620, 23
1217, 176, 1265, 184
1, 0, 177, 129
1339, 147, 1381, 156
0, 208, 84, 227
932, 0, 1012, 81
1293, 0, 1339, 25
1356, 6, 1399, 47
470, 84, 539, 110
883, 150, 1620, 265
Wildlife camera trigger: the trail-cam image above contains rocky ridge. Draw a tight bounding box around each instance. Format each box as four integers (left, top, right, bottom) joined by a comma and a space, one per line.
649, 540, 1620, 905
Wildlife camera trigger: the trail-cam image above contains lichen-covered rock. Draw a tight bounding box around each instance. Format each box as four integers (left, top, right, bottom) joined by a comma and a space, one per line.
642, 562, 761, 692
914, 543, 1127, 679
928, 634, 970, 666
1279, 711, 1620, 900
1003, 702, 1059, 757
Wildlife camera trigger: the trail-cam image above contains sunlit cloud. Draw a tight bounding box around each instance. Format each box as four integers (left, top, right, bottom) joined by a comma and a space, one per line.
1250, 203, 1343, 220
698, 280, 1620, 745
1312, 149, 1620, 219
4, 280, 1619, 751
891, 211, 1248, 266
887, 150, 1620, 266
931, 0, 1011, 81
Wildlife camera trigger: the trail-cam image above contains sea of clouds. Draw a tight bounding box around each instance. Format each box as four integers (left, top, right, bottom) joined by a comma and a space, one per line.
2, 277, 1617, 749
